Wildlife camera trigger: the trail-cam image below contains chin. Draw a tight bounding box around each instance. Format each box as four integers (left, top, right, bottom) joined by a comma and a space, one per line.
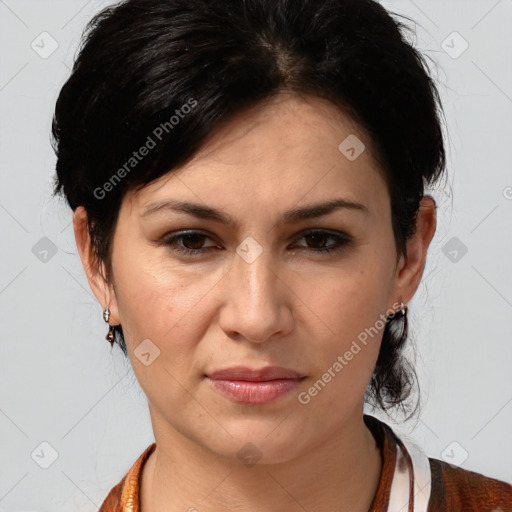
204, 420, 311, 465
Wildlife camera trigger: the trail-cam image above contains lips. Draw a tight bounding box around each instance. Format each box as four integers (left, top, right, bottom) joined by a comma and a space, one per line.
206, 366, 306, 404
207, 366, 304, 381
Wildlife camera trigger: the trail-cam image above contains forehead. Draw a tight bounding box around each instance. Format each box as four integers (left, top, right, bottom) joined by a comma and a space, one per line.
123, 93, 388, 218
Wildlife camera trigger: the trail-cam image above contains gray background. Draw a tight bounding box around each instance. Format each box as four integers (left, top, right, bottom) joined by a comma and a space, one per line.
0, 0, 511, 510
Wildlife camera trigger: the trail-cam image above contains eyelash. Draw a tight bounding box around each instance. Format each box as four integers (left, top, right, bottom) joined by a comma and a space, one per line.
161, 229, 352, 257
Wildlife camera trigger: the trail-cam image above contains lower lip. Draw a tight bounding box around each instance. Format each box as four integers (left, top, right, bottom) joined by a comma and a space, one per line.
207, 377, 304, 404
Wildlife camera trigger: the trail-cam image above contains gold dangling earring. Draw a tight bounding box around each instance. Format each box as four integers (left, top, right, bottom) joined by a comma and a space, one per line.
103, 308, 115, 347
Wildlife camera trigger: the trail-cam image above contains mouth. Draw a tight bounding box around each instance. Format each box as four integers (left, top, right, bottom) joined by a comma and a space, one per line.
205, 366, 306, 404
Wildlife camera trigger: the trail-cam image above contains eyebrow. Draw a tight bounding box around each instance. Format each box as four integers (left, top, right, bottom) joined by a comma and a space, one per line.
141, 197, 368, 226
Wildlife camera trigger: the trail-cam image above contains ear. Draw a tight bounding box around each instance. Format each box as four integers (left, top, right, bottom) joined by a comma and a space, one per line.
73, 206, 121, 325
389, 195, 437, 309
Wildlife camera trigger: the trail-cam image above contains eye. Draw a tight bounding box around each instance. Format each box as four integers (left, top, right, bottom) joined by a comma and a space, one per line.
161, 229, 352, 257
162, 230, 217, 256
292, 229, 352, 254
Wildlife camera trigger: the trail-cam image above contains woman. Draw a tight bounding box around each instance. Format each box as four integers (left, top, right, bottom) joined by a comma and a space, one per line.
51, 0, 512, 510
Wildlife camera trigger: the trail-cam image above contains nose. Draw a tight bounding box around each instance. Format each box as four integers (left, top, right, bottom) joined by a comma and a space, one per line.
218, 242, 294, 343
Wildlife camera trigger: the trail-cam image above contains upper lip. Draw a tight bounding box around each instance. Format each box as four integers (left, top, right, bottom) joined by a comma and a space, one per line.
207, 366, 305, 381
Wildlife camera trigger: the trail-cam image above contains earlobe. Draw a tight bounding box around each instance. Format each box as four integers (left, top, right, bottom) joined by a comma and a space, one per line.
73, 206, 121, 324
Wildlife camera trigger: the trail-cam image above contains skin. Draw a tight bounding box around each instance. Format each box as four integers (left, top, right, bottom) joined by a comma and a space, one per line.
74, 93, 436, 511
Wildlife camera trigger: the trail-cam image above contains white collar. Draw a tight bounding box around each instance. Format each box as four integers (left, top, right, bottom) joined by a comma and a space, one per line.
387, 427, 432, 512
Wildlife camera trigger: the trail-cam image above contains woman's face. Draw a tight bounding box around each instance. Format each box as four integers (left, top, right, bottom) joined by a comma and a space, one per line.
78, 93, 432, 463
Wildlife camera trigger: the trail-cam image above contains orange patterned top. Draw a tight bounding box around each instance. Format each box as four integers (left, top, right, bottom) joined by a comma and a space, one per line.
98, 415, 512, 511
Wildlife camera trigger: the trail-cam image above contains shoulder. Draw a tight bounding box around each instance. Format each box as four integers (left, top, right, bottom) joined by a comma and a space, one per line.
427, 457, 512, 511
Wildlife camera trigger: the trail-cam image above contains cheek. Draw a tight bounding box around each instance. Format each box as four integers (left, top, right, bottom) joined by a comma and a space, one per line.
296, 264, 390, 398
112, 249, 225, 350
303, 264, 389, 338
112, 257, 212, 401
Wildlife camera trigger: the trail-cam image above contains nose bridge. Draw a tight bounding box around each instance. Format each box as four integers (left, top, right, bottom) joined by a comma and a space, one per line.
233, 235, 278, 301
219, 235, 291, 342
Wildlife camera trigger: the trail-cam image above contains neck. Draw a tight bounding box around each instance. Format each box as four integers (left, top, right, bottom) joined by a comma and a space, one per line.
141, 408, 383, 512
